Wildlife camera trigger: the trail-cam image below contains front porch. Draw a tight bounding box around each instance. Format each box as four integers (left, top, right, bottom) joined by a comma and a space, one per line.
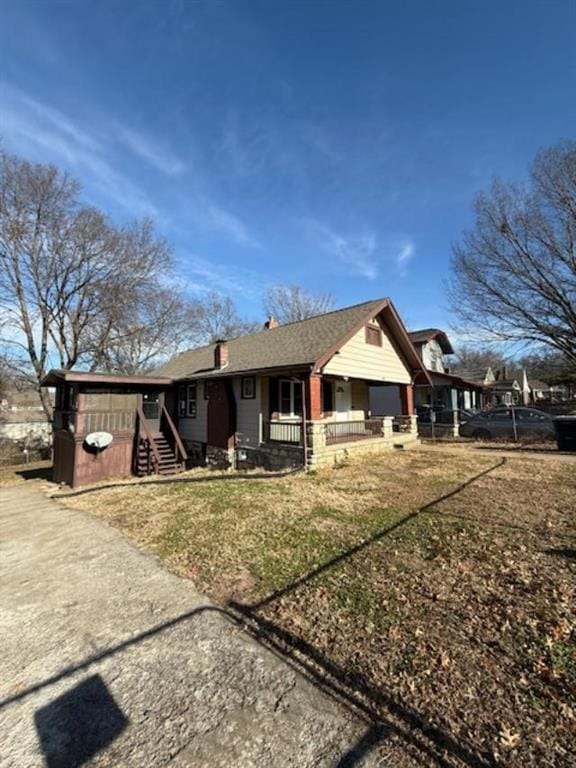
256, 414, 417, 469
243, 373, 418, 469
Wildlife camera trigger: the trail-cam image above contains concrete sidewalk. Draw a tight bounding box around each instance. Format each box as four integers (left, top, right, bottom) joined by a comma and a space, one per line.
0, 485, 380, 768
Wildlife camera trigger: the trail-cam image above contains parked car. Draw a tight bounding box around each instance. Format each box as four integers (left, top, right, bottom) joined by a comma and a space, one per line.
459, 407, 556, 440
416, 407, 475, 425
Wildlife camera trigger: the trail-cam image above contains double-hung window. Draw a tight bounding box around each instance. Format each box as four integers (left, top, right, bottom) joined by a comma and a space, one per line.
279, 379, 303, 418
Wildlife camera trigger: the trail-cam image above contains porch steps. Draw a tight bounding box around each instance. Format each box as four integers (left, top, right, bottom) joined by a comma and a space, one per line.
136, 433, 185, 476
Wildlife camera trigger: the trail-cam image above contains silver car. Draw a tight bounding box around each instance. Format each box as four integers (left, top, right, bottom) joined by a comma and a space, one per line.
460, 407, 555, 440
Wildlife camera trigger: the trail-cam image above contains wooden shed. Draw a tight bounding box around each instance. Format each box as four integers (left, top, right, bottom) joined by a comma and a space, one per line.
42, 371, 186, 488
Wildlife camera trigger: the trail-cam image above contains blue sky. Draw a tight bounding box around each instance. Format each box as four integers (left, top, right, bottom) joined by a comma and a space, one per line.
1, 0, 575, 334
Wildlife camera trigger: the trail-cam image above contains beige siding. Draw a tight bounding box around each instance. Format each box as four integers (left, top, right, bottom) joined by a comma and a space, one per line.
234, 376, 262, 447
178, 381, 208, 443
323, 321, 411, 383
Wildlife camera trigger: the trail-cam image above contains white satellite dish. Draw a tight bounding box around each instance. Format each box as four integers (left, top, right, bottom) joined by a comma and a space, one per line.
85, 431, 114, 449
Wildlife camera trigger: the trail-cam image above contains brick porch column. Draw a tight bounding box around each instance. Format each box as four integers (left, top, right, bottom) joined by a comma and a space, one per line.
399, 384, 414, 416
306, 374, 323, 421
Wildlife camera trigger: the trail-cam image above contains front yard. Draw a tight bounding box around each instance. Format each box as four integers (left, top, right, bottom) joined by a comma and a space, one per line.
60, 449, 576, 767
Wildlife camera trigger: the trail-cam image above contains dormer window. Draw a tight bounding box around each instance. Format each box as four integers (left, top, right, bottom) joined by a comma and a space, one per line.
365, 325, 382, 346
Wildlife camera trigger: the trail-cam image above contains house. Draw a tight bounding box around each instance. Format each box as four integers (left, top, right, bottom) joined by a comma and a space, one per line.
42, 298, 428, 487
528, 378, 551, 402
376, 328, 484, 416
484, 376, 522, 406
0, 388, 52, 444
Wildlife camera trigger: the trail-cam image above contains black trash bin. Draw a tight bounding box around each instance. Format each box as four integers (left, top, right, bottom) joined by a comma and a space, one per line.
554, 416, 576, 451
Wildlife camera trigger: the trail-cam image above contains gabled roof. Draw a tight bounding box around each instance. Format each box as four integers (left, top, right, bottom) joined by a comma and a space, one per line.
486, 379, 521, 391
529, 379, 550, 391
154, 298, 426, 381
414, 369, 484, 390
408, 328, 454, 355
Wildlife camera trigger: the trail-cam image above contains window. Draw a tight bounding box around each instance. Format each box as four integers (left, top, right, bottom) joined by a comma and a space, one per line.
279, 379, 303, 417
187, 383, 197, 417
486, 409, 511, 421
177, 386, 186, 417
241, 376, 256, 399
365, 325, 382, 346
517, 409, 549, 422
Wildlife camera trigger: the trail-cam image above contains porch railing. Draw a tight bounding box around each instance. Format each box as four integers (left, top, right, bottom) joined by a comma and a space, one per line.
160, 403, 188, 464
53, 409, 136, 435
325, 419, 384, 445
263, 420, 303, 445
82, 410, 136, 434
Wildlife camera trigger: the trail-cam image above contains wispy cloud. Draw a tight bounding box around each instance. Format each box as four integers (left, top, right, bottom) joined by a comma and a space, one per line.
115, 125, 186, 176
205, 204, 260, 248
305, 220, 379, 279
0, 83, 160, 218
394, 240, 415, 276
176, 255, 266, 298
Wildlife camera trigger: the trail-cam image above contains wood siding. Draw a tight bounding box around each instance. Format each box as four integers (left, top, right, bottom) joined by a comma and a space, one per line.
178, 377, 263, 447
178, 381, 208, 443
323, 319, 411, 383
234, 377, 262, 447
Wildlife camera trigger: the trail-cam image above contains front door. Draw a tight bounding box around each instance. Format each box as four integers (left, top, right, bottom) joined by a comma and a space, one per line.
334, 381, 351, 421
206, 380, 236, 449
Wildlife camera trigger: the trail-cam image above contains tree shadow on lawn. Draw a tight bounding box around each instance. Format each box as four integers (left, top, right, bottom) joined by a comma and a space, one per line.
544, 547, 576, 561
51, 467, 302, 499
3, 460, 507, 768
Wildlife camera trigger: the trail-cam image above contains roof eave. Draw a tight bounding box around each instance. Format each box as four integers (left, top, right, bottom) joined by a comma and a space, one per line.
41, 369, 174, 387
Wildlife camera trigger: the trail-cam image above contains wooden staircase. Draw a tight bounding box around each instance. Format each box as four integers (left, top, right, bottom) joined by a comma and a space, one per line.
136, 403, 188, 477
136, 433, 184, 476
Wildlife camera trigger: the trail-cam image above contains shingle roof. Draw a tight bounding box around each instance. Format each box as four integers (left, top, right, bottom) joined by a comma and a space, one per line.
408, 328, 454, 355
529, 379, 550, 391
153, 298, 391, 380
486, 379, 520, 391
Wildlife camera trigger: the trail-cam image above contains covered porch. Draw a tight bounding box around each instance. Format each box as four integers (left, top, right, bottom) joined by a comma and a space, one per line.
255, 373, 418, 468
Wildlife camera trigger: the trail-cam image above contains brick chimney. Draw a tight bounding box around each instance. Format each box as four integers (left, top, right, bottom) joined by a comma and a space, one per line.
264, 315, 279, 330
214, 339, 229, 369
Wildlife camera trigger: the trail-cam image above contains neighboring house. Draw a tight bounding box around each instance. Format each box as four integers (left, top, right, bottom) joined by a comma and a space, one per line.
0, 389, 52, 445
529, 379, 551, 402
407, 328, 483, 412
43, 298, 428, 488
484, 378, 523, 406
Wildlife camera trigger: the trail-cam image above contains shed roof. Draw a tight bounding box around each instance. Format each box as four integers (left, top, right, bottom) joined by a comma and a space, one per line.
41, 370, 172, 388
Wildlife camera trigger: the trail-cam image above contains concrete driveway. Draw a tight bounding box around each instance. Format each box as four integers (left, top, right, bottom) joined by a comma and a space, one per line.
0, 484, 381, 768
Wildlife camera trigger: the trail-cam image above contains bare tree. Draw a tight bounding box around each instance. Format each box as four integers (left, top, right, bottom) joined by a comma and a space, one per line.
187, 292, 259, 344
451, 345, 508, 380
449, 141, 576, 364
264, 283, 334, 325
0, 150, 188, 415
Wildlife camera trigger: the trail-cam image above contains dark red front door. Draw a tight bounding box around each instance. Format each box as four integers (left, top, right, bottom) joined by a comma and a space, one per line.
206, 380, 235, 448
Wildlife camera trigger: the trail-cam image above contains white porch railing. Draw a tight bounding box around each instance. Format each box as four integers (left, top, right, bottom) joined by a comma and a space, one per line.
263, 420, 303, 445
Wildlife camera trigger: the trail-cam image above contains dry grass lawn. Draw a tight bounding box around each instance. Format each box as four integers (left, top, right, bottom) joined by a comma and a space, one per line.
58, 449, 576, 768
